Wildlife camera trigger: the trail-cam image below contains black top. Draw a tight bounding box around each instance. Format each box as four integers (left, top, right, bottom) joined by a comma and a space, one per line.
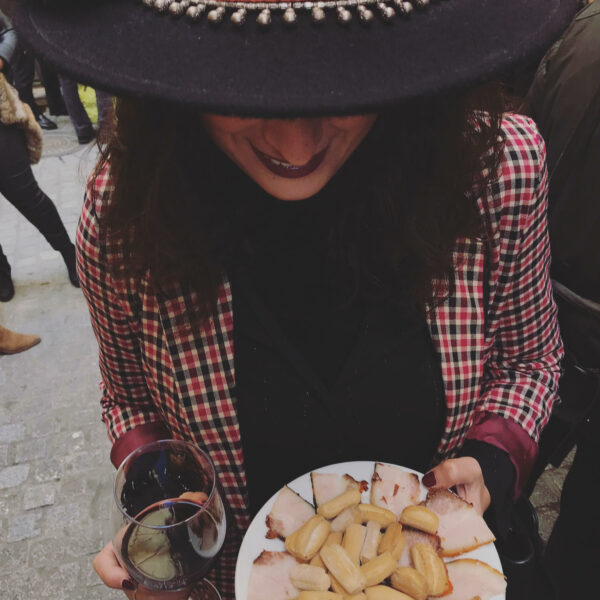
220, 169, 515, 536
229, 187, 447, 516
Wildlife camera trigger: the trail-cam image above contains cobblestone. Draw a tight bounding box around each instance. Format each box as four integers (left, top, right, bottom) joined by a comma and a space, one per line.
23, 483, 56, 510
0, 539, 28, 576
44, 502, 83, 531
28, 537, 66, 569
0, 465, 30, 489
14, 437, 47, 464
7, 511, 42, 542
31, 457, 65, 483
0, 444, 8, 467
0, 424, 25, 443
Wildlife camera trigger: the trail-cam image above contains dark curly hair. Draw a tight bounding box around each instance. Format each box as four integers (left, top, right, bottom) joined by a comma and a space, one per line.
97, 87, 505, 322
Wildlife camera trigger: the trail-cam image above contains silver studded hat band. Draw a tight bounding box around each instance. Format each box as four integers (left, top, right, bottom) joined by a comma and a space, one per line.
17, 0, 579, 115
142, 0, 441, 28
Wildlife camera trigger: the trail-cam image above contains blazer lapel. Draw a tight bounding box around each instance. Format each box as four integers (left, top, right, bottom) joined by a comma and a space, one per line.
157, 278, 250, 531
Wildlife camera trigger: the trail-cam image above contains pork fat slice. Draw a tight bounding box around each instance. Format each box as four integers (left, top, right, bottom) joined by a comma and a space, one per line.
370, 462, 421, 519
444, 559, 506, 600
311, 472, 367, 507
266, 486, 315, 539
425, 490, 495, 556
397, 526, 442, 568
248, 551, 300, 600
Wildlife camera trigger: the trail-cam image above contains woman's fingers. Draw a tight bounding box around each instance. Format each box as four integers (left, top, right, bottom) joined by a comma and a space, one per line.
423, 457, 491, 515
179, 491, 209, 504
92, 542, 132, 590
423, 457, 481, 488
93, 542, 192, 599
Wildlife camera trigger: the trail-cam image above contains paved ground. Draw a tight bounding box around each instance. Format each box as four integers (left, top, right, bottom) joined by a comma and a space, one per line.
0, 117, 572, 598
0, 117, 121, 599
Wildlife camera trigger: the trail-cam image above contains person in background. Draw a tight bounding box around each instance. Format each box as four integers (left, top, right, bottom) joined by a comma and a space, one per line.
0, 8, 79, 301
0, 0, 57, 129
59, 75, 112, 144
11, 41, 57, 130
37, 58, 67, 118
0, 323, 40, 354
0, 0, 65, 123
526, 1, 600, 597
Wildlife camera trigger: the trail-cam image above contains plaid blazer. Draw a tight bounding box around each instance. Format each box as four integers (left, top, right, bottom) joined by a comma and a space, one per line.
77, 114, 562, 597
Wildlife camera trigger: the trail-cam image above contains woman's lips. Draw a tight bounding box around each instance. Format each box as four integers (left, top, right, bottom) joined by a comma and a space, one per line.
251, 144, 328, 179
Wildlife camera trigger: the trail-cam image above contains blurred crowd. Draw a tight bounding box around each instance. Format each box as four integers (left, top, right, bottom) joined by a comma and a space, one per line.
0, 0, 111, 354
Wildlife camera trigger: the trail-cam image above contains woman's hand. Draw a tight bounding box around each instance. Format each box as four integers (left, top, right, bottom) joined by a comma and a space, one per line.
92, 542, 190, 599
422, 457, 491, 515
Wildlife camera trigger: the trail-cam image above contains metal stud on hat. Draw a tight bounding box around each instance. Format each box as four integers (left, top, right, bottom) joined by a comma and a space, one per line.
140, 0, 447, 28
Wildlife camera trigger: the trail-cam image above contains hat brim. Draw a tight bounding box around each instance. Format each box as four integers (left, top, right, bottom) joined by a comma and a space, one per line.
16, 0, 577, 117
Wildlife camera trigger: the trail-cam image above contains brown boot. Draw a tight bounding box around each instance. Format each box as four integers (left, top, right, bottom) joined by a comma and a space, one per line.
0, 325, 41, 355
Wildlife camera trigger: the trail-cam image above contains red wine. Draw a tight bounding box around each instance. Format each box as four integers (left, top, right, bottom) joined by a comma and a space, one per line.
121, 499, 226, 591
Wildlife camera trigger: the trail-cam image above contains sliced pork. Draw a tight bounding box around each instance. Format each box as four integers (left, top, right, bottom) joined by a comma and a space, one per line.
370, 462, 421, 519
311, 472, 368, 507
397, 526, 442, 568
444, 559, 506, 600
266, 486, 315, 540
247, 551, 300, 600
425, 490, 495, 556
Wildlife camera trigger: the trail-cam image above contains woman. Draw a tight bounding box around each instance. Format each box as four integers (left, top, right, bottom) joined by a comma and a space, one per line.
16, 0, 576, 598
0, 8, 78, 301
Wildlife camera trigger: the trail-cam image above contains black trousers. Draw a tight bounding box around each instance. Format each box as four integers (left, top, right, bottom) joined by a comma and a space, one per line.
544, 404, 600, 599
541, 287, 600, 599
0, 123, 72, 271
58, 75, 112, 137
38, 61, 67, 116
11, 43, 41, 119
10, 44, 66, 118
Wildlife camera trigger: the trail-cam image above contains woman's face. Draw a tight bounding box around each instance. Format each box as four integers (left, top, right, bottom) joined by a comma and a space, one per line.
201, 115, 377, 201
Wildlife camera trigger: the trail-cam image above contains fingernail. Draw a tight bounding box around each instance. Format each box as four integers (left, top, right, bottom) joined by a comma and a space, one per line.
422, 471, 436, 487
122, 579, 136, 591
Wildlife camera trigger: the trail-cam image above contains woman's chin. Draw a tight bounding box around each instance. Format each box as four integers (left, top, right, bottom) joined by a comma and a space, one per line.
251, 173, 332, 202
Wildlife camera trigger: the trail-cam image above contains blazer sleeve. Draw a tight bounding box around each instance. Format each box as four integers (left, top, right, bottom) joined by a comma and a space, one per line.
466, 123, 563, 495
77, 167, 170, 468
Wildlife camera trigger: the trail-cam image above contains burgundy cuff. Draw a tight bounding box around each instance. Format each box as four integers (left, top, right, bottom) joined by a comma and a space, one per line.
110, 422, 172, 468
465, 413, 538, 499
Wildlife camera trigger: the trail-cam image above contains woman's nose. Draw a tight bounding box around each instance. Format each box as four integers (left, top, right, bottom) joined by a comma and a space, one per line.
262, 119, 324, 165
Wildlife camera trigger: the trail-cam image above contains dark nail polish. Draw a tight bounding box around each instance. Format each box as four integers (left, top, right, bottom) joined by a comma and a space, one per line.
122, 579, 136, 591
422, 471, 436, 487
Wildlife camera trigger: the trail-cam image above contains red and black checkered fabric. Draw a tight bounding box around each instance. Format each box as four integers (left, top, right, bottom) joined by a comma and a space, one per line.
76, 114, 562, 597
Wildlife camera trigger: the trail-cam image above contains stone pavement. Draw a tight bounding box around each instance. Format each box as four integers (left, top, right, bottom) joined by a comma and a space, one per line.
0, 116, 572, 599
0, 117, 121, 600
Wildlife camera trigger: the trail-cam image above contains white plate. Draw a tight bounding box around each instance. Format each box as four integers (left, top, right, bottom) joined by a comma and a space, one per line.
235, 461, 505, 600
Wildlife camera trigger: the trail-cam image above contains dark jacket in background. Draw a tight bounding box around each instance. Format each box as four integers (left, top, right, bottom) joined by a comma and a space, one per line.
527, 1, 600, 371
527, 5, 600, 598
528, 1, 600, 304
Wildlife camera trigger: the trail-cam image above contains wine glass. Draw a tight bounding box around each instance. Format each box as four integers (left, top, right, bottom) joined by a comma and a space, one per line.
111, 440, 227, 599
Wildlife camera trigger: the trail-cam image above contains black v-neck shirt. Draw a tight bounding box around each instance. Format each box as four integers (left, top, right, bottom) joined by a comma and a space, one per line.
232, 186, 363, 388
228, 187, 446, 516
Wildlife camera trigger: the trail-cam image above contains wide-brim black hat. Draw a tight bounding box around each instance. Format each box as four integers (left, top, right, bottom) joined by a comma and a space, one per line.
16, 0, 577, 117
